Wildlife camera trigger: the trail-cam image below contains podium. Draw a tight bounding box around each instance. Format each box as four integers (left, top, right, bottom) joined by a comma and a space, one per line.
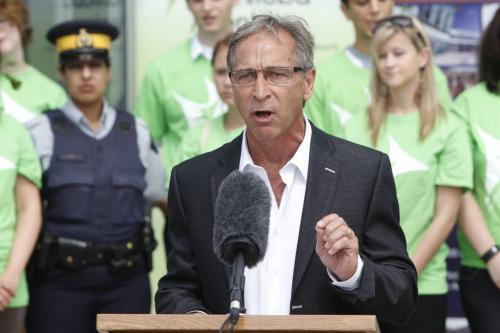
96, 314, 380, 333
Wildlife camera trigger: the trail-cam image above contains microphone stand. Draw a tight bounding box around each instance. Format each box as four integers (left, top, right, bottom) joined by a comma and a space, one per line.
229, 251, 245, 326
218, 236, 258, 333
219, 251, 245, 333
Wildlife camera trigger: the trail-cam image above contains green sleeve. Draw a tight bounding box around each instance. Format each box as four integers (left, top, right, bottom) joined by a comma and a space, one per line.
134, 64, 168, 141
16, 124, 42, 188
450, 91, 476, 193
435, 117, 473, 190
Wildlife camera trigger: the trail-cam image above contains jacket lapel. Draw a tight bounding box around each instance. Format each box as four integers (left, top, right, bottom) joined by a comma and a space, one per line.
210, 135, 243, 283
210, 134, 242, 210
292, 125, 340, 296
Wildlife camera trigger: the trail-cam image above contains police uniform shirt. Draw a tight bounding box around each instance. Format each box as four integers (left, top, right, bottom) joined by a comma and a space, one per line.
26, 99, 166, 202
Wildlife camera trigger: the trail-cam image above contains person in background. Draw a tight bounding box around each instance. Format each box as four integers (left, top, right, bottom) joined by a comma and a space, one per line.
179, 33, 245, 161
345, 15, 472, 333
156, 14, 417, 327
0, 0, 66, 124
134, 0, 239, 187
306, 0, 452, 137
25, 20, 166, 333
453, 7, 500, 333
0, 89, 42, 333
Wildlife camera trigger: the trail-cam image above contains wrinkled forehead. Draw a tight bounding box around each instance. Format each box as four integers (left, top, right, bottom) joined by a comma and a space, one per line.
233, 30, 296, 66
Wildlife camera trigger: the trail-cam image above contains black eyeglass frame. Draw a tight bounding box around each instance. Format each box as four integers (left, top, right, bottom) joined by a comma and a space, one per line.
373, 15, 427, 47
229, 66, 304, 86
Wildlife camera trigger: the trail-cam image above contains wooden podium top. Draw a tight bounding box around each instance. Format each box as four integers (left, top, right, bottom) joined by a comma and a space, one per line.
97, 314, 380, 333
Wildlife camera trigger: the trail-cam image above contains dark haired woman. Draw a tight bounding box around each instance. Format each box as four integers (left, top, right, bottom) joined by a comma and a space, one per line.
453, 8, 500, 333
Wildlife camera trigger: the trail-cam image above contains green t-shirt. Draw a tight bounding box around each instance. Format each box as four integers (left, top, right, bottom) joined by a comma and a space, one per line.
306, 48, 453, 137
452, 82, 500, 269
0, 113, 42, 308
0, 66, 66, 124
345, 111, 472, 294
134, 39, 223, 185
179, 113, 243, 162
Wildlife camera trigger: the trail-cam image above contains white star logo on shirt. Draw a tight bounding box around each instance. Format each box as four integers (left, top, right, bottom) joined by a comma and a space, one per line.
171, 78, 221, 128
476, 127, 500, 196
1, 90, 36, 124
388, 136, 429, 177
329, 102, 352, 126
0, 155, 15, 171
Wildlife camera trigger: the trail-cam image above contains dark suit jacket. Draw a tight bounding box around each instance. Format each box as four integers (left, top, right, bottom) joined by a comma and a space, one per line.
155, 123, 417, 325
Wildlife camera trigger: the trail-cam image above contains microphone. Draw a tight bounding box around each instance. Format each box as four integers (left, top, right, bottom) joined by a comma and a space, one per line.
213, 170, 271, 324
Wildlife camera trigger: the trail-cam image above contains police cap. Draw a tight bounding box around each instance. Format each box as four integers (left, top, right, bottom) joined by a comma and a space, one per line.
46, 19, 119, 65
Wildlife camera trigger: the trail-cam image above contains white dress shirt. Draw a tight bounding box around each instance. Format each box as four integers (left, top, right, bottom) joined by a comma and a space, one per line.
239, 118, 363, 315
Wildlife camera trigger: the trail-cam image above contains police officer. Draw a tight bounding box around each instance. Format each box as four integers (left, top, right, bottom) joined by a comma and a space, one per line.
25, 20, 166, 333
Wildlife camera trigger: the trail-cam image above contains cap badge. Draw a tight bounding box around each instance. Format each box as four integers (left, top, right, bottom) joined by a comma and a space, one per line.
76, 28, 93, 48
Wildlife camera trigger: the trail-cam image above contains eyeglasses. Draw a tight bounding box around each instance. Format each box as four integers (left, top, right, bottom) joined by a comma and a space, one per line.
373, 15, 426, 47
229, 67, 304, 86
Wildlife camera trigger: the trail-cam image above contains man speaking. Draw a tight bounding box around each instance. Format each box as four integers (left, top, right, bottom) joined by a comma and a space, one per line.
155, 14, 417, 327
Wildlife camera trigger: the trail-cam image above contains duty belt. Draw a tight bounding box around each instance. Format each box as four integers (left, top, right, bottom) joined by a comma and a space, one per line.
31, 232, 145, 272
57, 236, 143, 270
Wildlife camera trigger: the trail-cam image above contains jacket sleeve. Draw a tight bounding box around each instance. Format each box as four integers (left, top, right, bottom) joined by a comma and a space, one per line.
337, 153, 418, 325
155, 166, 209, 314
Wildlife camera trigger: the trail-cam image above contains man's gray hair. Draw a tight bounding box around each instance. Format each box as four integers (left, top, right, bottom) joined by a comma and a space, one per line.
227, 14, 315, 71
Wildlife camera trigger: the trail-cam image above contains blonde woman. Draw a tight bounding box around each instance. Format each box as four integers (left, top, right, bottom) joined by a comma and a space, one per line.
345, 15, 472, 333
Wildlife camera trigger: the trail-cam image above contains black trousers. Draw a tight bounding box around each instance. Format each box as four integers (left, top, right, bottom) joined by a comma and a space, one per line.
0, 307, 26, 333
380, 294, 447, 333
460, 266, 500, 333
26, 264, 150, 333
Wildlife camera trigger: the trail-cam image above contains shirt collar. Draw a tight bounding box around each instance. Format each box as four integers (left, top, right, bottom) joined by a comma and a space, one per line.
191, 35, 213, 61
239, 116, 312, 182
345, 45, 372, 69
61, 98, 112, 133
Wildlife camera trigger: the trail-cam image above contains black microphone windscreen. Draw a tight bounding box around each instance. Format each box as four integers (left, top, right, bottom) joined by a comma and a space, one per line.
213, 170, 271, 268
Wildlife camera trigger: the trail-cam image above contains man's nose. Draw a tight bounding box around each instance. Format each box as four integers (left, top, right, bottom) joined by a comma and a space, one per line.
252, 71, 271, 100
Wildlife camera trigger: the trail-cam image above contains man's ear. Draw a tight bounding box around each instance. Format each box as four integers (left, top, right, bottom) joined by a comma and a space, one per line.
303, 68, 316, 102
